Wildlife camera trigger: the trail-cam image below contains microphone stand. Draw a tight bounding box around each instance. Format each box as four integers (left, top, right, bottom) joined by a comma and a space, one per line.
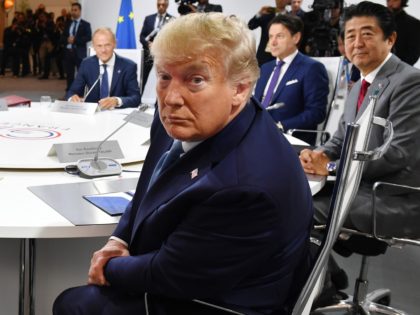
75, 105, 149, 178
83, 73, 103, 101
91, 119, 131, 170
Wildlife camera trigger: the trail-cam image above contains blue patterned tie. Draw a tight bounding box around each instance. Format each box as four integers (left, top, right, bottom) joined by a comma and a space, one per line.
262, 60, 284, 108
148, 140, 184, 189
100, 64, 109, 99
70, 20, 77, 36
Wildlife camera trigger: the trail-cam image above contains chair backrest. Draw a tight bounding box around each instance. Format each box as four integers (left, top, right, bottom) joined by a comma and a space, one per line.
88, 47, 144, 92
311, 56, 343, 143
292, 88, 393, 314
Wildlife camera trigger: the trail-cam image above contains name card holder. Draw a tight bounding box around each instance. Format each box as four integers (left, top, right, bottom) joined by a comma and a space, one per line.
48, 140, 124, 163
123, 109, 154, 128
50, 100, 98, 115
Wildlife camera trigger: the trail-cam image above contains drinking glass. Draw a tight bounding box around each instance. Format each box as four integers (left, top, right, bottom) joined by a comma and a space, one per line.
40, 96, 52, 107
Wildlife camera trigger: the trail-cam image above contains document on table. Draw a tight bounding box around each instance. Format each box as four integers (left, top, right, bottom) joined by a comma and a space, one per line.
83, 192, 133, 216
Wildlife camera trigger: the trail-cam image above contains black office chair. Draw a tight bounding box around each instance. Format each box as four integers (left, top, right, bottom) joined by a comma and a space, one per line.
292, 88, 391, 314
312, 181, 420, 315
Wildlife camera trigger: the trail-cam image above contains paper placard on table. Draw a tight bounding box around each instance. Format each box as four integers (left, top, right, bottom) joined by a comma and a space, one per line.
50, 100, 98, 115
48, 140, 124, 163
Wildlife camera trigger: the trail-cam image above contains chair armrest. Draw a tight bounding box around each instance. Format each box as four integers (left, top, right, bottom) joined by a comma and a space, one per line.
287, 129, 331, 145
371, 181, 420, 246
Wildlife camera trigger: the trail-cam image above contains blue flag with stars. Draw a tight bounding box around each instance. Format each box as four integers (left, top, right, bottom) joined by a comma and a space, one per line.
116, 0, 136, 49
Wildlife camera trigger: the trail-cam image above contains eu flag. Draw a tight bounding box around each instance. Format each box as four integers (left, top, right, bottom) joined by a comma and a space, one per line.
116, 0, 137, 49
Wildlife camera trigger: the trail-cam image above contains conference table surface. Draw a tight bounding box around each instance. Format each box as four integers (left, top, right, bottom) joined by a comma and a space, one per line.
0, 103, 325, 239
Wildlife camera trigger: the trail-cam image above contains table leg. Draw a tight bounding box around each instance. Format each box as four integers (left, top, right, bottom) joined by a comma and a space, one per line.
19, 239, 36, 315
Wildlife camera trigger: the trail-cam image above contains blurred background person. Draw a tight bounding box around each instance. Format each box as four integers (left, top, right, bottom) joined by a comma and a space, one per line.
301, 0, 343, 56
290, 0, 305, 19
248, 0, 290, 67
387, 0, 420, 65
188, 0, 223, 13
61, 2, 92, 92
139, 0, 173, 93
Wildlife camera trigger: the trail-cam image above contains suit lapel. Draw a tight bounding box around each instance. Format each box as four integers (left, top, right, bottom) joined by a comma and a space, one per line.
110, 55, 121, 94
356, 55, 397, 119
90, 56, 101, 101
130, 101, 259, 243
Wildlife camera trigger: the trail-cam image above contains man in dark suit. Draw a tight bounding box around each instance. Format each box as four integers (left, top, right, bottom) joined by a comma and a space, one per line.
254, 14, 329, 144
61, 2, 92, 91
290, 0, 305, 19
300, 1, 420, 238
139, 0, 173, 93
54, 13, 313, 315
195, 0, 223, 12
387, 0, 420, 65
66, 28, 141, 109
248, 0, 289, 66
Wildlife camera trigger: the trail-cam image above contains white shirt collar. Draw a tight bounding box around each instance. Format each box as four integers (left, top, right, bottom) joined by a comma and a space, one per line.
361, 53, 392, 84
99, 53, 116, 68
277, 49, 298, 65
181, 140, 202, 153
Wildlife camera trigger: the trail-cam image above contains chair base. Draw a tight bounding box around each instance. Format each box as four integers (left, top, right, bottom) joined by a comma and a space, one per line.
311, 289, 408, 315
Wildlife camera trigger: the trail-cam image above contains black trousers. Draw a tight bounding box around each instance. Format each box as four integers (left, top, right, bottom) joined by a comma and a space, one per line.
64, 49, 82, 91
53, 285, 265, 315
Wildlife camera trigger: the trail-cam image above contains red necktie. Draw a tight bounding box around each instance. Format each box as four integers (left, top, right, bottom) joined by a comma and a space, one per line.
357, 79, 370, 112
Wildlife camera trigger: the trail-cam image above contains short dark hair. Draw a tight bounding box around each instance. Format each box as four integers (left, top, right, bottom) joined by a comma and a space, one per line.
268, 14, 304, 37
401, 0, 408, 8
71, 2, 82, 10
343, 1, 396, 39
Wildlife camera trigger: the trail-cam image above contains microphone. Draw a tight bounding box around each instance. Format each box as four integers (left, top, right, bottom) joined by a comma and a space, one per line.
75, 105, 149, 178
266, 102, 285, 131
266, 102, 285, 111
83, 67, 104, 101
145, 28, 159, 42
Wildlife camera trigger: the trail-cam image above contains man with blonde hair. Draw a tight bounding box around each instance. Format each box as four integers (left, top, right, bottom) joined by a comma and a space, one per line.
54, 13, 313, 315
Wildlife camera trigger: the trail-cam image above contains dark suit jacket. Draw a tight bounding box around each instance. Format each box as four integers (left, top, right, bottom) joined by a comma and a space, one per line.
139, 13, 173, 49
104, 98, 314, 313
66, 54, 141, 108
320, 54, 420, 237
200, 3, 223, 12
248, 13, 276, 66
392, 10, 420, 66
254, 52, 329, 144
60, 19, 91, 61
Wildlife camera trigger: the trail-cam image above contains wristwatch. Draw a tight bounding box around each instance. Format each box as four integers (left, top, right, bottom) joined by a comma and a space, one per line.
326, 161, 337, 173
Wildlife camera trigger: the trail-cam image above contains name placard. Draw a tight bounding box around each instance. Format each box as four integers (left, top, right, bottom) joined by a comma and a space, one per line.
48, 140, 124, 163
124, 109, 154, 128
50, 100, 98, 115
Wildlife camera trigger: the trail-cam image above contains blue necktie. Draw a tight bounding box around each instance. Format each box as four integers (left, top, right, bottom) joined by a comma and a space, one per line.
148, 140, 184, 189
100, 64, 109, 99
262, 60, 284, 108
70, 20, 77, 36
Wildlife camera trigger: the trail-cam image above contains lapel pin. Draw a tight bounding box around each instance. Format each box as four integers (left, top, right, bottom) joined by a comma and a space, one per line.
190, 168, 198, 179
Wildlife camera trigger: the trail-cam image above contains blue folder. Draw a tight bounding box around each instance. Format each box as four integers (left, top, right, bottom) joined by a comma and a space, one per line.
83, 193, 132, 216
